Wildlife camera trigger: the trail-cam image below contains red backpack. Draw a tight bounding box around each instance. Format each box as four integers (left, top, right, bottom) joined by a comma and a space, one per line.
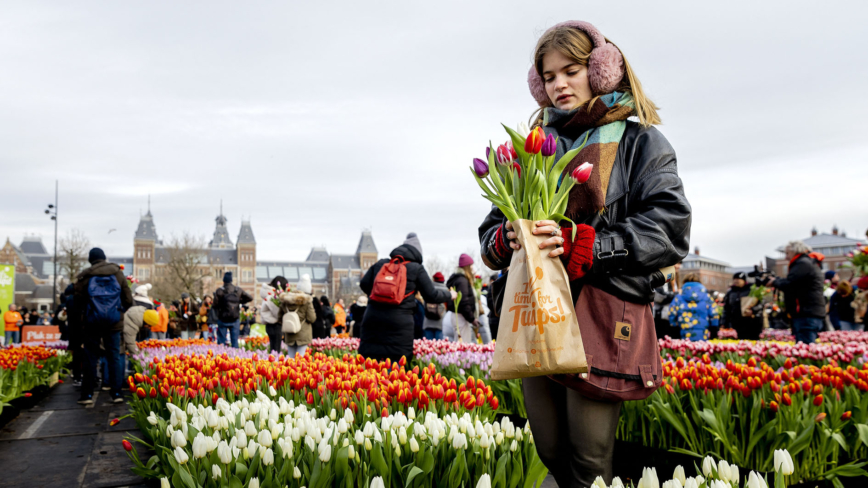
370, 257, 413, 305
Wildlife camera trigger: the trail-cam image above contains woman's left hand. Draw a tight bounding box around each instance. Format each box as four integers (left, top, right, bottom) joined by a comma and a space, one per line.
532, 220, 565, 258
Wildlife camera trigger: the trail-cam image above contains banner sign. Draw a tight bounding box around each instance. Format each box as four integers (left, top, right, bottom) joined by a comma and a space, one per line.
0, 264, 14, 335
22, 326, 62, 343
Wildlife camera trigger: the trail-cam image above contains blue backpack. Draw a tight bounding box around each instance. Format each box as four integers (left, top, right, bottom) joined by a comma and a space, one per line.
85, 275, 122, 327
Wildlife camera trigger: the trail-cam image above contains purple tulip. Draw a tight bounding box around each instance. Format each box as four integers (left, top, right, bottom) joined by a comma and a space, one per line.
485, 147, 491, 160
541, 133, 557, 157
473, 158, 489, 177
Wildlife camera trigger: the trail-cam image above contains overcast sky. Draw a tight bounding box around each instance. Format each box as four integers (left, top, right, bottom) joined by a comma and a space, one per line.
1, 1, 866, 269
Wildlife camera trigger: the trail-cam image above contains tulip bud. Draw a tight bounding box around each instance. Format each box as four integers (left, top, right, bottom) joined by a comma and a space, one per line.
842, 411, 852, 420
592, 476, 607, 488
122, 439, 133, 452
541, 133, 557, 157
476, 474, 492, 488
717, 460, 731, 482
293, 466, 302, 479
702, 456, 715, 477
212, 464, 221, 480
571, 162, 594, 184
517, 122, 530, 138
611, 477, 625, 488
371, 477, 386, 488
365, 438, 372, 451
774, 449, 794, 475
472, 158, 489, 178
524, 127, 545, 154
248, 477, 259, 488
173, 446, 189, 465
262, 448, 274, 466
171, 430, 187, 448
673, 465, 686, 486
348, 444, 356, 459
161, 478, 170, 488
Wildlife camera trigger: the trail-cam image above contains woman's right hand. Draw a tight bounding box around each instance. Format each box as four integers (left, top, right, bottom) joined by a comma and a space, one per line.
505, 220, 565, 258
450, 290, 458, 300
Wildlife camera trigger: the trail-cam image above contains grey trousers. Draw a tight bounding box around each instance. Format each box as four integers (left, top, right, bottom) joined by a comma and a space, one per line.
522, 376, 622, 488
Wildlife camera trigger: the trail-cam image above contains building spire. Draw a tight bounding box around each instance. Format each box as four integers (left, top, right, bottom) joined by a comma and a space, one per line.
147, 194, 151, 215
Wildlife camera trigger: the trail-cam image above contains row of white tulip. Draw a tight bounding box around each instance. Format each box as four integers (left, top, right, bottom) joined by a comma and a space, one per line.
129, 388, 547, 488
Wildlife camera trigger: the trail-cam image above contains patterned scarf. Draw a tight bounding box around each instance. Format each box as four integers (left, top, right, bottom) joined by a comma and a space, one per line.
543, 91, 635, 220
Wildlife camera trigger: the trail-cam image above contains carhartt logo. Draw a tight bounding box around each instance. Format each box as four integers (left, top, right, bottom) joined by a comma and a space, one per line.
384, 276, 394, 281
614, 322, 631, 341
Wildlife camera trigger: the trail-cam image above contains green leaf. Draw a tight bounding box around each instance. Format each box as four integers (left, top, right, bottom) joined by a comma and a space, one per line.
522, 457, 548, 488
856, 423, 868, 447
178, 466, 197, 488
235, 462, 248, 479
229, 475, 243, 488
405, 466, 424, 488
371, 444, 389, 478
146, 455, 160, 469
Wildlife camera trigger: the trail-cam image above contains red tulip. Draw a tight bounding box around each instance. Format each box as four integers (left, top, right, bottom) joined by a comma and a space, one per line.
524, 127, 544, 154
136, 388, 146, 399
110, 418, 120, 426
769, 401, 779, 412
571, 163, 593, 184
512, 162, 522, 178
815, 412, 826, 423
122, 439, 133, 451
842, 411, 852, 421
24, 392, 32, 398
813, 394, 823, 406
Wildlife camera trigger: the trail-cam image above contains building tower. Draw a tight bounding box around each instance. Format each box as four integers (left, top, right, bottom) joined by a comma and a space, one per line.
356, 230, 378, 272
133, 202, 158, 282
236, 219, 256, 295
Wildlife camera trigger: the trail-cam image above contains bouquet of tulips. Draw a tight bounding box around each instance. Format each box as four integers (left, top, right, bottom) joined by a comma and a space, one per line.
470, 125, 591, 239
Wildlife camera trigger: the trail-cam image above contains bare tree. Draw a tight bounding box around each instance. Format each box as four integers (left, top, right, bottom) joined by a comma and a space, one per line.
151, 232, 207, 302
58, 228, 90, 280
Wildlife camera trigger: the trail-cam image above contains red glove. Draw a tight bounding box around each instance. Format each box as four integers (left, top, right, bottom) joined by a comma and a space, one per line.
560, 224, 595, 281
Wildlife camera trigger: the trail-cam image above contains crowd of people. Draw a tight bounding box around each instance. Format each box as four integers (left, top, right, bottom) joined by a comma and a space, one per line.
652, 240, 868, 344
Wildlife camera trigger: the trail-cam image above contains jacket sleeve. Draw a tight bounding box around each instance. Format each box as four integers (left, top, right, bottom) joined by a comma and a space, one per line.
360, 261, 382, 295
720, 291, 731, 327
478, 205, 514, 271
453, 277, 476, 323
116, 269, 134, 311
240, 288, 254, 304
592, 129, 692, 277
415, 268, 451, 305
123, 312, 140, 355
668, 296, 682, 327
770, 261, 807, 292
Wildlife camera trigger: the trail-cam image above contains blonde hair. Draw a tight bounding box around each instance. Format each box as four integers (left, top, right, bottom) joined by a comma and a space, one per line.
531, 26, 661, 128
460, 265, 474, 284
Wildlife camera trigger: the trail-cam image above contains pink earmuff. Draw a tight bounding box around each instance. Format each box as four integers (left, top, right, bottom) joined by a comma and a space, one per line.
527, 20, 625, 107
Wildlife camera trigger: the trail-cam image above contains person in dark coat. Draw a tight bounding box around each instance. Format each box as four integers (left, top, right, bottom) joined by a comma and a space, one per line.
829, 281, 857, 331
311, 296, 327, 339
213, 272, 253, 347
721, 272, 763, 340
358, 234, 454, 362
320, 296, 335, 337
349, 296, 367, 338
72, 248, 133, 404
446, 254, 480, 343
767, 241, 825, 344
485, 275, 500, 340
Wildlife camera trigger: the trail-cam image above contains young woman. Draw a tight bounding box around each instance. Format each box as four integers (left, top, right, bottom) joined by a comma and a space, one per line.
260, 277, 286, 353
198, 295, 213, 340
478, 21, 691, 486
280, 274, 316, 358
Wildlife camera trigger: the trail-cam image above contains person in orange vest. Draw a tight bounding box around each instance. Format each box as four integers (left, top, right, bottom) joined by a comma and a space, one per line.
3, 304, 23, 345
334, 298, 347, 335
151, 300, 169, 340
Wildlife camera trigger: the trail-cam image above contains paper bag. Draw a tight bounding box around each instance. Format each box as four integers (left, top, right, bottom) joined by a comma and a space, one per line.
740, 296, 758, 317
489, 219, 588, 381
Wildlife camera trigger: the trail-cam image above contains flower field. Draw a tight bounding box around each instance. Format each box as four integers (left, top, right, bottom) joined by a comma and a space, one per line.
123, 335, 868, 486
0, 344, 70, 413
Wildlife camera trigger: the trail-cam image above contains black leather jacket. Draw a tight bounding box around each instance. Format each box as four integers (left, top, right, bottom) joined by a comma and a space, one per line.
479, 121, 691, 304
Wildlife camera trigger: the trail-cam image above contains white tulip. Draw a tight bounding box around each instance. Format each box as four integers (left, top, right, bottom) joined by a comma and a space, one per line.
186, 403, 196, 416
365, 438, 373, 451
147, 412, 159, 426
363, 422, 374, 437
730, 465, 740, 485
409, 437, 419, 453
476, 474, 492, 488
348, 444, 356, 460
319, 444, 331, 462
694, 476, 705, 486
408, 407, 416, 420
354, 430, 365, 445
702, 456, 715, 477
718, 460, 731, 482
683, 477, 698, 488
509, 440, 518, 452
217, 441, 233, 464
662, 480, 682, 488
330, 409, 337, 420
774, 449, 794, 475
235, 431, 247, 447
452, 433, 467, 450
611, 477, 625, 488
173, 446, 189, 464
171, 430, 187, 448
262, 448, 274, 466
495, 432, 504, 446
258, 429, 273, 448
212, 464, 221, 480
431, 429, 440, 447
245, 421, 257, 437
248, 477, 259, 488
192, 435, 208, 459
166, 425, 174, 438
305, 435, 315, 452
592, 476, 608, 488
479, 432, 491, 449
638, 467, 659, 488
370, 476, 386, 488
517, 121, 531, 138
373, 428, 383, 443
160, 478, 170, 488
673, 465, 686, 486
747, 471, 763, 488
398, 427, 408, 445
293, 466, 302, 479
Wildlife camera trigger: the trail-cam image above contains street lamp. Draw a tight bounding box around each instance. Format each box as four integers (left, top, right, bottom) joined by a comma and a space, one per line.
45, 181, 58, 310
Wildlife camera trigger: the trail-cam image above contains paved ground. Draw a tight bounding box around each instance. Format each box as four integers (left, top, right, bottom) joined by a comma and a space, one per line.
0, 382, 151, 488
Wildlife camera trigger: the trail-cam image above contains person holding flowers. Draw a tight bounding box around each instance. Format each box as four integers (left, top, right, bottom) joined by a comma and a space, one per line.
447, 254, 482, 344
477, 21, 691, 487
280, 273, 317, 358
